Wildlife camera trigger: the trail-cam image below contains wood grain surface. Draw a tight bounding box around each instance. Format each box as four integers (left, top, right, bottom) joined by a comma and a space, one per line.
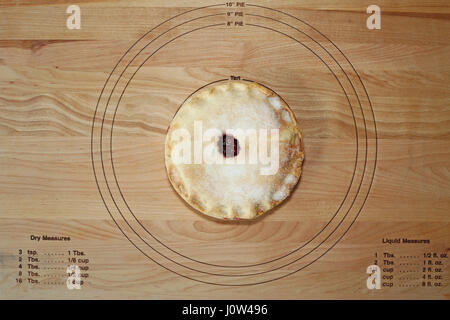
0, 0, 449, 299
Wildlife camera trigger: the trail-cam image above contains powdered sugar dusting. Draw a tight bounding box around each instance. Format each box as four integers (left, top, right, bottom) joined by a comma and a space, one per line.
207, 84, 280, 131
284, 174, 296, 185
282, 110, 292, 123
268, 96, 282, 110
200, 162, 270, 208
272, 189, 286, 201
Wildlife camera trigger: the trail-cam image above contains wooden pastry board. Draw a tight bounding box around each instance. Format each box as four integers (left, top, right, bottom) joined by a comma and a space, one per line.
0, 0, 448, 299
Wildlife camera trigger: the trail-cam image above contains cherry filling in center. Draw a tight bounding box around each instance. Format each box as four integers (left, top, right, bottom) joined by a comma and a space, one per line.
218, 133, 240, 158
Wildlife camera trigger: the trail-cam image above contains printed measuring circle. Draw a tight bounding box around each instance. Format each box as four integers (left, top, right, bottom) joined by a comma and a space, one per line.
149, 76, 359, 271
108, 31, 359, 273
93, 6, 370, 282
91, 4, 378, 285
106, 19, 363, 271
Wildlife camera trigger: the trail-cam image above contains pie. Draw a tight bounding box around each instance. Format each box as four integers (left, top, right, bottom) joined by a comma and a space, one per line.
165, 80, 304, 220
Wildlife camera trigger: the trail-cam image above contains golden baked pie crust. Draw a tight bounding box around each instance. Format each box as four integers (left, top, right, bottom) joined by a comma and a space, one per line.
165, 81, 304, 220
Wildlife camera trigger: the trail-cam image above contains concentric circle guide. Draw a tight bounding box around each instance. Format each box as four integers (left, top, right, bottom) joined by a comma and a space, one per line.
91, 3, 378, 286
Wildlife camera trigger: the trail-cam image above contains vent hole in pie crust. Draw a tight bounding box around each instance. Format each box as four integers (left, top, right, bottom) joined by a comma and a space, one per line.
218, 133, 240, 158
